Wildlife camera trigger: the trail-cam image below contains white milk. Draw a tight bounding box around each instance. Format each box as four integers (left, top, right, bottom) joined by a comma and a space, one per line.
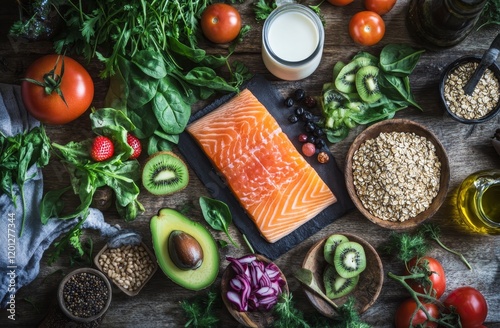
262, 4, 324, 81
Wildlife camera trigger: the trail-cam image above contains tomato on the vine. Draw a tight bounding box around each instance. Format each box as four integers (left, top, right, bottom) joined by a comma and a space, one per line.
444, 287, 488, 328
348, 11, 385, 46
201, 3, 242, 44
327, 0, 354, 6
406, 256, 446, 299
394, 298, 439, 328
364, 0, 397, 15
21, 54, 94, 125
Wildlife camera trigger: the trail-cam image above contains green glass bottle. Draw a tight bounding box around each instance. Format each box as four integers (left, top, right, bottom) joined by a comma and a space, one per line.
407, 0, 487, 48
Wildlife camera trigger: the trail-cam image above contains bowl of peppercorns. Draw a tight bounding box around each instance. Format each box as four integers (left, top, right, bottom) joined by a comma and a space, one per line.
439, 55, 500, 124
58, 268, 112, 323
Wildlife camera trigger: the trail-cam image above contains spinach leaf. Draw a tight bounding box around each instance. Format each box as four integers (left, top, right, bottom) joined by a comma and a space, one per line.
131, 50, 168, 79
378, 73, 422, 110
153, 78, 192, 135
199, 196, 239, 248
379, 44, 425, 76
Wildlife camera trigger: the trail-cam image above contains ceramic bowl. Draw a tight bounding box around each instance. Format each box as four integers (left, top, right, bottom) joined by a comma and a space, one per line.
58, 268, 112, 323
439, 55, 500, 124
221, 254, 289, 328
94, 242, 158, 296
301, 233, 383, 317
345, 119, 450, 230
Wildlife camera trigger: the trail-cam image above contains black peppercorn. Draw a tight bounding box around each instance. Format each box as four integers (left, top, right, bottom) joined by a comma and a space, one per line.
62, 272, 109, 319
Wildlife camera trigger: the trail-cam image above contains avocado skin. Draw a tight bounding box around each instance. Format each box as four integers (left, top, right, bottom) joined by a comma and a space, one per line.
150, 208, 219, 290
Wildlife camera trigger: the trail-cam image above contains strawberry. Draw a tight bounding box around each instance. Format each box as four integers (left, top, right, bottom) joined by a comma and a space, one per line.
127, 133, 142, 159
90, 136, 114, 162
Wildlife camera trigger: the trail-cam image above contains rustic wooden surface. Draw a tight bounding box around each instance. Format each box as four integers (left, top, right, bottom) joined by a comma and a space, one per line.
1, 0, 500, 327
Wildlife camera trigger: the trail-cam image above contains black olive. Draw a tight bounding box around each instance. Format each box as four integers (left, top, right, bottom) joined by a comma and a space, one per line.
288, 114, 299, 123
294, 89, 306, 101
284, 97, 294, 107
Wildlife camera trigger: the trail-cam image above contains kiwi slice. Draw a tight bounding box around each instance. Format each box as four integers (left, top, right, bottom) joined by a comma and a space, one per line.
335, 57, 374, 93
323, 234, 349, 265
142, 151, 189, 196
334, 241, 367, 279
355, 65, 382, 103
322, 89, 348, 114
323, 264, 359, 299
332, 61, 346, 81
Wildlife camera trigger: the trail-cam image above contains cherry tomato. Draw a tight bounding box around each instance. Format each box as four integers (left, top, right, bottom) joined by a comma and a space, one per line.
405, 256, 446, 299
348, 11, 385, 46
394, 298, 439, 328
444, 287, 488, 328
364, 0, 397, 15
201, 3, 242, 44
21, 55, 94, 125
327, 0, 354, 6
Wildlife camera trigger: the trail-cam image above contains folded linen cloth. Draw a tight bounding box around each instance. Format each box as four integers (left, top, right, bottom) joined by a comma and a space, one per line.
0, 83, 119, 308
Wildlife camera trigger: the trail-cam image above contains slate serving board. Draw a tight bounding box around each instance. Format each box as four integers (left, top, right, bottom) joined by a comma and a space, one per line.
178, 75, 354, 260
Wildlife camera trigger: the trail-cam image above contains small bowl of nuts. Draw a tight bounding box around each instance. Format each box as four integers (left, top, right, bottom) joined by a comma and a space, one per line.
345, 119, 450, 230
439, 55, 500, 124
58, 268, 112, 323
94, 242, 157, 296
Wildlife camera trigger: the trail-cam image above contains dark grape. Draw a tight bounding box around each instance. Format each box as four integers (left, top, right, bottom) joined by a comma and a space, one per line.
294, 89, 306, 101
298, 133, 309, 143
288, 114, 299, 123
284, 97, 294, 107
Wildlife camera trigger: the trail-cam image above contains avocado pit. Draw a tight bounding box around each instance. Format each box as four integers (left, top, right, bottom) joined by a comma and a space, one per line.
168, 230, 204, 270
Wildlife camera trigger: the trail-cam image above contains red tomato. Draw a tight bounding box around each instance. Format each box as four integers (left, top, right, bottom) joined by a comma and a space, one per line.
327, 0, 354, 6
201, 3, 242, 44
348, 11, 385, 46
21, 55, 94, 125
364, 0, 397, 15
444, 287, 488, 328
406, 256, 446, 299
394, 298, 439, 328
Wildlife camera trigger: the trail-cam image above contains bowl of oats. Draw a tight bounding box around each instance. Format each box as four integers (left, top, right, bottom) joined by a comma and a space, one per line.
345, 119, 450, 230
439, 55, 500, 124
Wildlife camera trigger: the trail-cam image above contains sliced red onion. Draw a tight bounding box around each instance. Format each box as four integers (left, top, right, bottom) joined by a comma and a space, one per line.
226, 255, 285, 313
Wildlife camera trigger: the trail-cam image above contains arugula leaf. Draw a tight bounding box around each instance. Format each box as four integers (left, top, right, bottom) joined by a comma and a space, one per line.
199, 196, 239, 248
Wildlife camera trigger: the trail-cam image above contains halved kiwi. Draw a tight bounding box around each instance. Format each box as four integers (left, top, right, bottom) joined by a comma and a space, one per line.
333, 241, 367, 279
142, 151, 189, 196
323, 264, 359, 299
323, 234, 349, 266
335, 57, 375, 93
355, 65, 382, 103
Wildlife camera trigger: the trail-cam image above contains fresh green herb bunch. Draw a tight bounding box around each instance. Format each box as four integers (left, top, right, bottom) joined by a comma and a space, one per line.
1, 126, 51, 236
53, 0, 250, 154
478, 0, 500, 29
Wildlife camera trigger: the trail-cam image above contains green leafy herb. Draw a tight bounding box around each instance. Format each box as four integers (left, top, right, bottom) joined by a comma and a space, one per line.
199, 196, 239, 247
181, 289, 221, 328
478, 0, 500, 29
54, 0, 248, 154
254, 0, 276, 21
272, 293, 312, 328
41, 108, 143, 225
420, 223, 472, 270
0, 126, 51, 236
47, 218, 86, 265
380, 230, 429, 263
379, 44, 425, 77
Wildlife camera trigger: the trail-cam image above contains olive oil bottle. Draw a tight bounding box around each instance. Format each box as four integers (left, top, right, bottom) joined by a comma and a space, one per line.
457, 170, 500, 234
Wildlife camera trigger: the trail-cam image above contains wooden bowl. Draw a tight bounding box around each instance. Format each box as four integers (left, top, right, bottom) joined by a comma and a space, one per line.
58, 268, 112, 323
302, 233, 383, 317
345, 119, 450, 230
94, 242, 158, 296
221, 254, 289, 328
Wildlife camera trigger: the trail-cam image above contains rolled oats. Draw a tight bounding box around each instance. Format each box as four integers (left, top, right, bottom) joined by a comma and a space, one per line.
352, 132, 441, 222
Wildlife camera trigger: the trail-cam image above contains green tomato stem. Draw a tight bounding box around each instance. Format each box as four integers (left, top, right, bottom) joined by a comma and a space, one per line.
430, 236, 473, 270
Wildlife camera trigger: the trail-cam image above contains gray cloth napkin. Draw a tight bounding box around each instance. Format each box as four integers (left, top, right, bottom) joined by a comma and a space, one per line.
0, 83, 119, 308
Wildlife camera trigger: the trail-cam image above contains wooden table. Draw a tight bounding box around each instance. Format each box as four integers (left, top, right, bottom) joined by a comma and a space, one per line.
1, 0, 499, 327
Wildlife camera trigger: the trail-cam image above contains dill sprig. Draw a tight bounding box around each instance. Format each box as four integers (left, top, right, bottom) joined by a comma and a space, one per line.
181, 290, 220, 328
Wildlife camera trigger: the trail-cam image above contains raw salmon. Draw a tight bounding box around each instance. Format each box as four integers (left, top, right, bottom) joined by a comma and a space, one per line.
187, 89, 336, 243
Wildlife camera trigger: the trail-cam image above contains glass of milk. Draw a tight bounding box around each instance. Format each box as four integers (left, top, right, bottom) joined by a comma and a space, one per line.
262, 3, 325, 81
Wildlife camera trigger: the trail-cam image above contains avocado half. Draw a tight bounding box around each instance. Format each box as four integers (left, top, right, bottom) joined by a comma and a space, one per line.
150, 208, 219, 290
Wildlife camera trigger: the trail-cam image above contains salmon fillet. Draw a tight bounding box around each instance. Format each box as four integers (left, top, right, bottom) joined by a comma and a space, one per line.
187, 89, 337, 243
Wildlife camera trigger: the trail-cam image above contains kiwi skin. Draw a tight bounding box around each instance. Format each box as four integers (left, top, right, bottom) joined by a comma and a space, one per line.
142, 151, 189, 196
323, 264, 359, 299
333, 241, 367, 279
